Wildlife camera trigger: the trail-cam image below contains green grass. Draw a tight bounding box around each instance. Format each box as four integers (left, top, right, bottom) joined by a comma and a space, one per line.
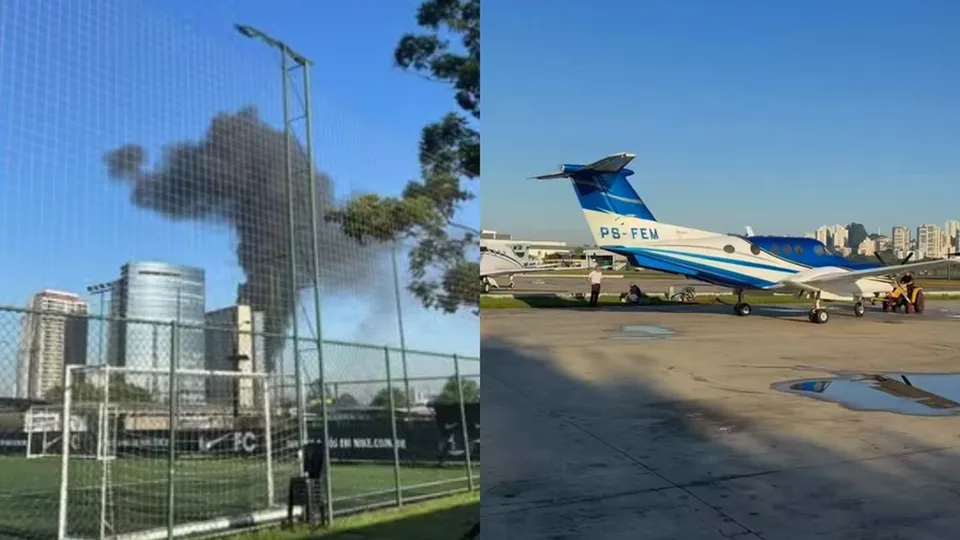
480, 293, 960, 309
230, 491, 479, 539
0, 456, 478, 539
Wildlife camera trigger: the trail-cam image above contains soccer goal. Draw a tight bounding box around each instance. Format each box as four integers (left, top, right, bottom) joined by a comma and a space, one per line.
25, 404, 118, 460
56, 364, 288, 540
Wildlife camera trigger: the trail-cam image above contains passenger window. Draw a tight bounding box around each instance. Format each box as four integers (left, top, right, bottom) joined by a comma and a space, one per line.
782, 244, 793, 254
723, 245, 735, 253
814, 245, 825, 255
771, 244, 780, 254
750, 244, 761, 255
794, 244, 803, 254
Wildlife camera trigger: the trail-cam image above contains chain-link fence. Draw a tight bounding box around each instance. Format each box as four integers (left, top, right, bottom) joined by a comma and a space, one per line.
0, 307, 479, 539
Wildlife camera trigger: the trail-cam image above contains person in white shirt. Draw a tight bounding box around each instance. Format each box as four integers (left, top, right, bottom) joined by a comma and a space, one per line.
587, 265, 603, 307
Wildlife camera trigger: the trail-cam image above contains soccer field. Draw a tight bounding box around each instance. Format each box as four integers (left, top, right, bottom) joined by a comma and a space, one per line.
0, 456, 478, 539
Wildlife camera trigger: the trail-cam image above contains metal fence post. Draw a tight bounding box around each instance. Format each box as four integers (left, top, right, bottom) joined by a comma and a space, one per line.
99, 367, 112, 540
57, 366, 75, 540
167, 320, 179, 539
453, 354, 474, 490
384, 347, 403, 507
390, 246, 411, 411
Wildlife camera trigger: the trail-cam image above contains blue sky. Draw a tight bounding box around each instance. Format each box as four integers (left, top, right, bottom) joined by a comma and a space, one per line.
483, 0, 960, 243
0, 0, 478, 396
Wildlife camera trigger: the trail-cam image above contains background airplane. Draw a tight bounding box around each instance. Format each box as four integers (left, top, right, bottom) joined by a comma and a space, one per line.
533, 152, 960, 324
480, 238, 565, 293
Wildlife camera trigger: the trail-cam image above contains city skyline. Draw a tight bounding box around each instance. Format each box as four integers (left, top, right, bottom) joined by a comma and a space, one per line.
4, 257, 472, 402
804, 220, 960, 260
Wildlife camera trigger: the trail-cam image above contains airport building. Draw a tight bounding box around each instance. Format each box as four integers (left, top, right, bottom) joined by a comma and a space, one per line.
15, 290, 88, 400
584, 248, 630, 270
107, 261, 206, 404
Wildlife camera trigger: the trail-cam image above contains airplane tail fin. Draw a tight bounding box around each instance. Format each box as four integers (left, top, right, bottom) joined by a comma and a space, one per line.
530, 152, 656, 222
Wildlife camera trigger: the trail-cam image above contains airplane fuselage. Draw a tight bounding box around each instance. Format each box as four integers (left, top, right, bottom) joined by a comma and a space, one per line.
587, 211, 893, 301
534, 152, 958, 324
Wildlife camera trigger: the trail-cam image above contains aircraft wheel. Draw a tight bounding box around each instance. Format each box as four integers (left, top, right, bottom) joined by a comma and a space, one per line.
482, 282, 490, 294
915, 291, 925, 313
853, 302, 865, 318
811, 309, 829, 324
734, 302, 751, 316
507, 282, 516, 289
808, 309, 817, 322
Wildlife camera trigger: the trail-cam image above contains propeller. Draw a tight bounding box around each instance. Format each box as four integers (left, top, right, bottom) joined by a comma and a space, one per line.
875, 251, 913, 266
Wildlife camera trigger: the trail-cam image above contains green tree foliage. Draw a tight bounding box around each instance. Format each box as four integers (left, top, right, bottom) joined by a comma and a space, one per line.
325, 0, 480, 314
334, 392, 359, 407
370, 386, 412, 409
434, 376, 479, 404
44, 379, 153, 404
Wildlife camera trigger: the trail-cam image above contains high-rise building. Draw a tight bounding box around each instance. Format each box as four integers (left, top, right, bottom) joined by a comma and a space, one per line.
815, 226, 831, 247
204, 304, 267, 410
945, 220, 960, 243
916, 224, 943, 260
857, 238, 876, 256
15, 290, 88, 400
829, 225, 848, 250
891, 226, 911, 258
107, 261, 206, 404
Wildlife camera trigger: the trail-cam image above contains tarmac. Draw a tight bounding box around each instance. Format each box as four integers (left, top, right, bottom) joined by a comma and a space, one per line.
481, 303, 960, 539
490, 275, 960, 297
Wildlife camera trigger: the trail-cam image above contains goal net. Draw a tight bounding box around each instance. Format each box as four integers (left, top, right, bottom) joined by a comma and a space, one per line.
56, 365, 289, 540
25, 404, 118, 461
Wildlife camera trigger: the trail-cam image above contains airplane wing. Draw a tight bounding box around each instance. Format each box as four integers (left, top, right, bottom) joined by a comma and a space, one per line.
797, 258, 960, 287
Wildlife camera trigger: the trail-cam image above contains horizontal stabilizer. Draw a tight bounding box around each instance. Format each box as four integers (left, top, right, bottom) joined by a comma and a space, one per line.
530, 152, 636, 180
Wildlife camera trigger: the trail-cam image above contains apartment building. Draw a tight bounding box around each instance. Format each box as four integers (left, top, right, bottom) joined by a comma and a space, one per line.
15, 290, 88, 400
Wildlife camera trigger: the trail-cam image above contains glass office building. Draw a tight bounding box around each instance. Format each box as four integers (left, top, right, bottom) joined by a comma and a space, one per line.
108, 261, 206, 404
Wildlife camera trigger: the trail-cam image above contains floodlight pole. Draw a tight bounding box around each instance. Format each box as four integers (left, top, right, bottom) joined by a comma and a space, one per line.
86, 281, 116, 368
235, 23, 333, 524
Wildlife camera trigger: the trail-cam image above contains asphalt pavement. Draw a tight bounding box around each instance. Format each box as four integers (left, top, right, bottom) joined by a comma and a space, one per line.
482, 306, 960, 539
489, 275, 960, 297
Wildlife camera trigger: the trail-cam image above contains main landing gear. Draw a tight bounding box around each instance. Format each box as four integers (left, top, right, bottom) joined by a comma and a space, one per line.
733, 289, 752, 317
806, 291, 830, 324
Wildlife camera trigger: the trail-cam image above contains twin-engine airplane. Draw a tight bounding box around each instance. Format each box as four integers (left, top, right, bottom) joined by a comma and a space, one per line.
533, 152, 960, 324
480, 238, 565, 293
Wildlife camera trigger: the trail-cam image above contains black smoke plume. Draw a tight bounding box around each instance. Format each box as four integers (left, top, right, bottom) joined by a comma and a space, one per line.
104, 106, 382, 372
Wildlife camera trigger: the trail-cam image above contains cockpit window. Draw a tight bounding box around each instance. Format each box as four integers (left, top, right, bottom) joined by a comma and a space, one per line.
782, 244, 793, 254
813, 245, 825, 255
723, 244, 735, 254
750, 244, 761, 255
794, 244, 803, 254
480, 246, 488, 252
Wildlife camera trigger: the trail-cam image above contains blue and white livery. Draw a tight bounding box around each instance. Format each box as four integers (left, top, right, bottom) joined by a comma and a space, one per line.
533, 152, 960, 324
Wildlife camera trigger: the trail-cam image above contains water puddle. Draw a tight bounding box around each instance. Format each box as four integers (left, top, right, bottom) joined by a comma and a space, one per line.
611, 325, 675, 341
772, 373, 960, 416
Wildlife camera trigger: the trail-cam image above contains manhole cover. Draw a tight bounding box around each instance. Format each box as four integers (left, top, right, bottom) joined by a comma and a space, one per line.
612, 325, 675, 341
